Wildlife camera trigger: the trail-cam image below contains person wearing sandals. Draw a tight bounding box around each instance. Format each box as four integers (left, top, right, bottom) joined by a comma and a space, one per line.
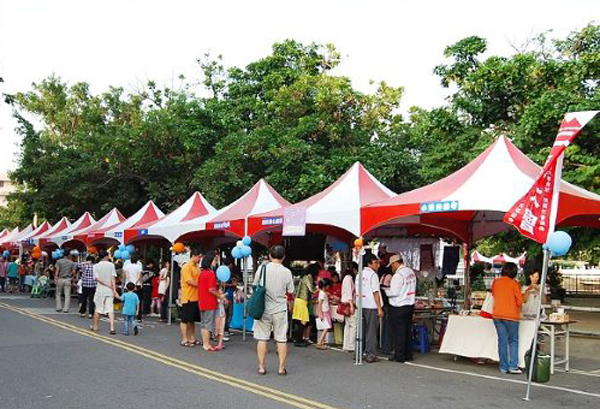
180, 249, 202, 348
254, 245, 294, 375
91, 250, 118, 334
315, 278, 332, 350
197, 252, 225, 352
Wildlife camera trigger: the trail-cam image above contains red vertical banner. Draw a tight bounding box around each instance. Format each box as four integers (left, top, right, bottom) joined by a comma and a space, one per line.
504, 111, 598, 243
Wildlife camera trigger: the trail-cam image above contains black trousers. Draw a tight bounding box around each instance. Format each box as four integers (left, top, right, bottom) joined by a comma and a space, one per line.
389, 305, 414, 362
224, 297, 233, 332
79, 286, 96, 315
160, 291, 170, 321
0, 276, 5, 292
142, 285, 152, 315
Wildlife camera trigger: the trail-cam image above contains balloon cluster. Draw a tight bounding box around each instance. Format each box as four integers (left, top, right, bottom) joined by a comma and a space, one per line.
172, 242, 186, 253
114, 244, 135, 260
231, 236, 252, 260
52, 249, 65, 259
2, 250, 10, 258
544, 231, 572, 257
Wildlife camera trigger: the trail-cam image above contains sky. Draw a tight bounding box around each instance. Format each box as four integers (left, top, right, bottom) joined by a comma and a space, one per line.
1, 0, 598, 173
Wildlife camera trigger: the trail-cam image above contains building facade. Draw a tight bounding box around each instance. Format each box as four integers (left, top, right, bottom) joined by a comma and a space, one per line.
0, 173, 16, 207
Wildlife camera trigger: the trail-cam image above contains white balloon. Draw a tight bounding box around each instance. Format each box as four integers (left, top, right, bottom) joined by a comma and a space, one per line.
236, 240, 244, 248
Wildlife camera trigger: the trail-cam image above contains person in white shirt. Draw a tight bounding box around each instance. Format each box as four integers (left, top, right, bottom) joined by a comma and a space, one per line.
384, 254, 416, 363
356, 254, 384, 363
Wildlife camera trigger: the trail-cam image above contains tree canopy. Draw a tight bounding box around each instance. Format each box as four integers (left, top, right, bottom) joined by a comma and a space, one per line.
2, 24, 599, 262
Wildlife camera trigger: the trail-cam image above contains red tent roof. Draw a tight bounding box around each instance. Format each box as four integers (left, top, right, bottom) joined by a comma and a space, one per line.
89, 201, 164, 244
73, 208, 126, 245
361, 136, 600, 242
37, 217, 71, 247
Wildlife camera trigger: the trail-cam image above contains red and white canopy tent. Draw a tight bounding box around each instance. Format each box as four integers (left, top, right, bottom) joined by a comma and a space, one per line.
0, 227, 20, 248
69, 208, 126, 247
125, 192, 216, 245
471, 250, 527, 267
248, 162, 395, 242
0, 228, 9, 242
4, 224, 34, 247
200, 179, 291, 244
88, 201, 164, 246
361, 135, 600, 301
46, 212, 96, 248
37, 217, 71, 248
18, 221, 52, 247
361, 135, 600, 243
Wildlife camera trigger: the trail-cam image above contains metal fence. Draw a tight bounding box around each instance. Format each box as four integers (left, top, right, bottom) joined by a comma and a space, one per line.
562, 271, 600, 295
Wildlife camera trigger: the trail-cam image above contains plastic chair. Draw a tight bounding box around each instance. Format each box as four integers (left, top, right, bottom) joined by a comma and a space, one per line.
413, 324, 431, 354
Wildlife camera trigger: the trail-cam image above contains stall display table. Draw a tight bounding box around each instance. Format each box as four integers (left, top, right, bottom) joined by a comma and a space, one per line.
439, 315, 536, 368
539, 320, 575, 374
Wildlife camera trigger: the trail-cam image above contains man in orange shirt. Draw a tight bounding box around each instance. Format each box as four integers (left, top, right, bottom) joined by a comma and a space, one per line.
179, 249, 202, 347
491, 262, 523, 374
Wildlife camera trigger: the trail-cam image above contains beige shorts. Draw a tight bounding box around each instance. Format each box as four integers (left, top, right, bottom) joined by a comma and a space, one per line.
94, 295, 114, 315
253, 311, 288, 343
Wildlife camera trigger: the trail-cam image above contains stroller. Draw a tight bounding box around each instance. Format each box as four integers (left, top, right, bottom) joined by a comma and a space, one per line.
31, 275, 50, 298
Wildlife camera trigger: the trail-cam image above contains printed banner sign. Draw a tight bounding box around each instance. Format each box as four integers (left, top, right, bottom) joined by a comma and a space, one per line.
504, 111, 598, 243
282, 207, 307, 236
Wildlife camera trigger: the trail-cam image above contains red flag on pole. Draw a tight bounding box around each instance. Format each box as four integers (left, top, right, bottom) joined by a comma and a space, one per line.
504, 111, 598, 243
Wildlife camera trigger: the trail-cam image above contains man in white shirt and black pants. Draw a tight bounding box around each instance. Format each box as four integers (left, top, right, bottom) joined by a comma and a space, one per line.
385, 254, 416, 363
357, 254, 384, 363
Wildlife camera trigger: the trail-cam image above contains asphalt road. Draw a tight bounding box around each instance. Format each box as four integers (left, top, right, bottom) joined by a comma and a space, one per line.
0, 295, 598, 409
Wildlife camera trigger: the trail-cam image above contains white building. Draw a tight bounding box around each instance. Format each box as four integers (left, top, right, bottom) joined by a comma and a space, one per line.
0, 173, 16, 207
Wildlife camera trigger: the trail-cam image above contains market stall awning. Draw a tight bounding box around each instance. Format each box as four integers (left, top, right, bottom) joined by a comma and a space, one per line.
6, 224, 34, 246
130, 192, 216, 244
361, 136, 600, 243
205, 179, 291, 238
72, 208, 126, 245
89, 201, 164, 245
37, 217, 71, 247
18, 221, 51, 245
1, 227, 21, 247
0, 228, 9, 242
248, 162, 395, 238
46, 212, 95, 247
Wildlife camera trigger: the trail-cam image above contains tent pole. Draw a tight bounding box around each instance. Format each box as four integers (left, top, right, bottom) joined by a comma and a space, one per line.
463, 242, 471, 310
242, 256, 248, 341
167, 251, 174, 325
524, 248, 551, 401
355, 245, 364, 365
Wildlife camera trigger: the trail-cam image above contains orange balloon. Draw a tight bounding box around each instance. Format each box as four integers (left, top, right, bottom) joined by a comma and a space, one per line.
88, 246, 98, 254
354, 238, 364, 248
173, 242, 185, 253
33, 246, 41, 253
32, 252, 41, 259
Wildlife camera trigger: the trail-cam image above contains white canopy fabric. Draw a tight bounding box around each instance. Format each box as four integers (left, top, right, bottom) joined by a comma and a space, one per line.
6, 224, 34, 245
71, 208, 126, 245
18, 221, 52, 245
142, 192, 217, 243
0, 227, 21, 246
249, 162, 395, 238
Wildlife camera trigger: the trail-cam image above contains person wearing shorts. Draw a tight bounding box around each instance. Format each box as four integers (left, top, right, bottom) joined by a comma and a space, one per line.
91, 250, 118, 334
198, 252, 224, 352
254, 245, 294, 375
179, 249, 202, 347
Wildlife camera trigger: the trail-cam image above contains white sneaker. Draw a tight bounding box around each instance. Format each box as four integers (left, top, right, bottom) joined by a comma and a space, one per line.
509, 368, 523, 374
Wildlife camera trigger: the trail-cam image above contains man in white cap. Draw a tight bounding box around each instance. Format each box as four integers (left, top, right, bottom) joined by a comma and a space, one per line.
385, 254, 416, 363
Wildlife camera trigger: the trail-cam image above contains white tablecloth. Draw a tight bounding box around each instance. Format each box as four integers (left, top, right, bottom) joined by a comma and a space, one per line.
439, 315, 536, 367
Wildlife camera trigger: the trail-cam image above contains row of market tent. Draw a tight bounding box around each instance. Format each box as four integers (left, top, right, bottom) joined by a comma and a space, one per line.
2, 136, 600, 265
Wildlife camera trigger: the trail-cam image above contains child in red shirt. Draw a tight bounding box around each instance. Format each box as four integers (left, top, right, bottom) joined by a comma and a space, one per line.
150, 274, 161, 316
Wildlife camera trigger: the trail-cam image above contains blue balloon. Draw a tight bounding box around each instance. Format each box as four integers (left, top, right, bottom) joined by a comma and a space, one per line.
126, 244, 135, 254
52, 251, 59, 260
216, 265, 231, 282
118, 244, 126, 251
546, 231, 572, 256
2, 250, 9, 258
241, 245, 252, 257
121, 250, 130, 260
242, 236, 252, 246
231, 247, 243, 259
114, 250, 122, 259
